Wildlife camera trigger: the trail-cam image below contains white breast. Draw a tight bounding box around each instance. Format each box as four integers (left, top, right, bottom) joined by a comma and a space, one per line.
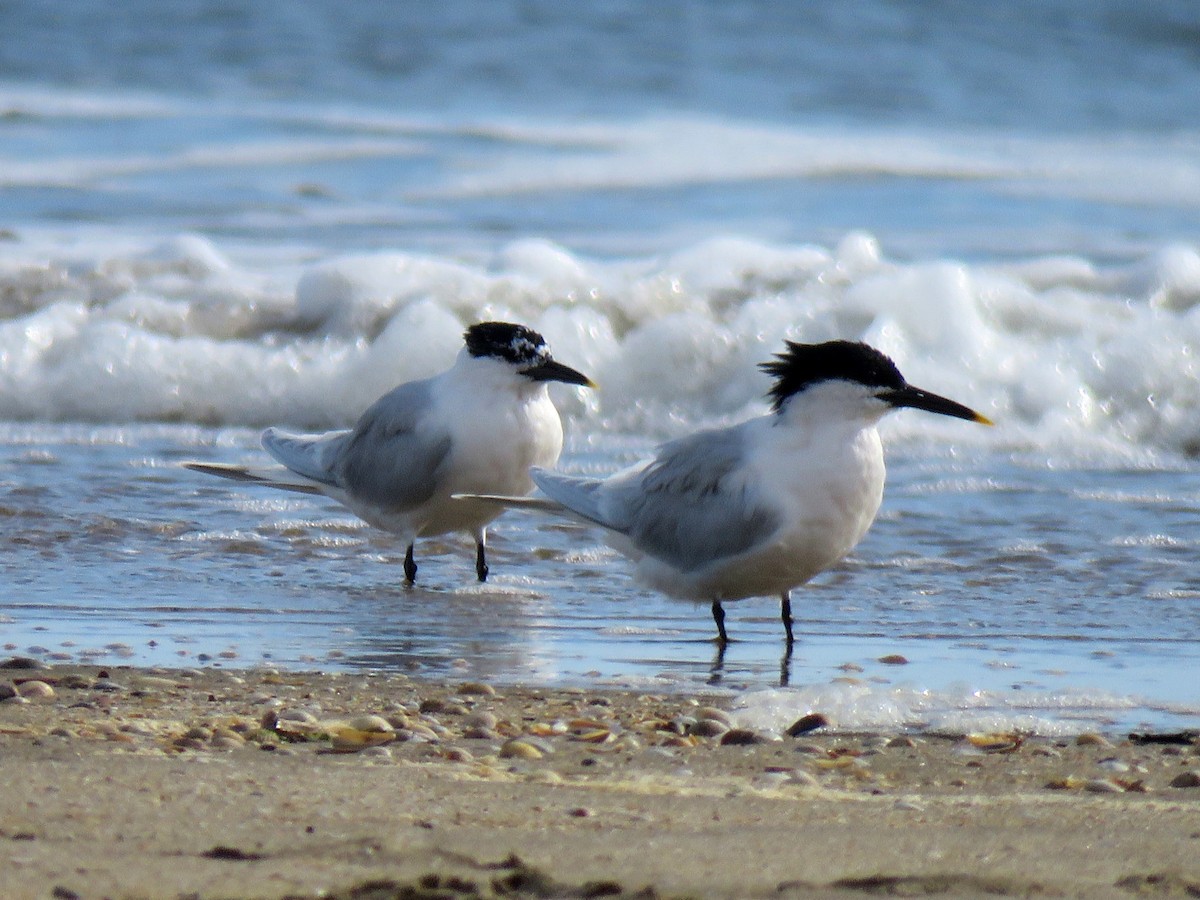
416, 375, 564, 536
635, 416, 886, 602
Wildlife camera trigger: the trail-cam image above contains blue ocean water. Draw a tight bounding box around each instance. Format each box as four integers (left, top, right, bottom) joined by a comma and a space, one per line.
2, 1, 1200, 733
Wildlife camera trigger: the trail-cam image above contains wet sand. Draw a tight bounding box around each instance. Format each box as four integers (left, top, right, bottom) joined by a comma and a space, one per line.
2, 660, 1199, 899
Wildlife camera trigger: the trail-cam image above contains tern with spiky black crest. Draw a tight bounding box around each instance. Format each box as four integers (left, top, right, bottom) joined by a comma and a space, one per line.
460, 339, 990, 643
185, 322, 592, 583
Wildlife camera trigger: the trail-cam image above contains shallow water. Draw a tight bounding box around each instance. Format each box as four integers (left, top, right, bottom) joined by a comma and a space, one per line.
2, 424, 1198, 734
2, 0, 1200, 734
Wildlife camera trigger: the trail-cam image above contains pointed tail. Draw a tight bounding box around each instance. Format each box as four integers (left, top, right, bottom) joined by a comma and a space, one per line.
451, 493, 566, 513
183, 461, 327, 496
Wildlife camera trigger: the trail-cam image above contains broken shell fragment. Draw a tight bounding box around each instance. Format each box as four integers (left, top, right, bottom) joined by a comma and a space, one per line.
327, 716, 396, 752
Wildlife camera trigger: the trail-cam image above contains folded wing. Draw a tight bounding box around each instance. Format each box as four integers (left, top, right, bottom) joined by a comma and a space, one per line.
536, 425, 781, 574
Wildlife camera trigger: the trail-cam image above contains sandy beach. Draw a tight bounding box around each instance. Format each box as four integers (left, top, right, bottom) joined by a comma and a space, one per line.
2, 658, 1199, 899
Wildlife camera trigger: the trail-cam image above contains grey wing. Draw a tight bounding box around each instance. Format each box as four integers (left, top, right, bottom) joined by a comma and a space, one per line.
531, 467, 624, 529
616, 426, 781, 573
330, 379, 452, 510
261, 427, 351, 486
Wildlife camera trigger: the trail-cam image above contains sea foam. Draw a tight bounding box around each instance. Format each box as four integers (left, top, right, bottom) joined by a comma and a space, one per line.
2, 231, 1199, 458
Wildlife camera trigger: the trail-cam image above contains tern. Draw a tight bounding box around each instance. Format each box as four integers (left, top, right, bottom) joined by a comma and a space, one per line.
461, 340, 990, 643
185, 321, 592, 583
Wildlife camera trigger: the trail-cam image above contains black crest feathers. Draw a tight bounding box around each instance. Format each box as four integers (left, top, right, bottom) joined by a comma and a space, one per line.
463, 322, 551, 366
760, 340, 905, 412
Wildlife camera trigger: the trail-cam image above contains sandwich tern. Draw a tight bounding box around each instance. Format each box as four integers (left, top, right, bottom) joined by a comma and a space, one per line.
185, 321, 592, 583
462, 340, 990, 643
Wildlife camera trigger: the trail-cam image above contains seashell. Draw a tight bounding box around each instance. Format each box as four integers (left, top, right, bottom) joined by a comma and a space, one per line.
1169, 771, 1200, 789
463, 711, 497, 730
688, 718, 730, 738
720, 728, 768, 746
1030, 746, 1062, 759
0, 657, 47, 670
827, 746, 863, 759
568, 718, 612, 731
697, 707, 734, 726
785, 714, 828, 737
1115, 778, 1148, 793
1045, 776, 1085, 790
402, 723, 440, 742
462, 726, 501, 741
877, 654, 908, 665
966, 733, 1023, 753
327, 720, 396, 752
574, 728, 615, 744
274, 709, 321, 735
347, 715, 394, 734
422, 720, 452, 738
1075, 733, 1112, 747
499, 739, 543, 760
661, 734, 698, 748
16, 680, 55, 700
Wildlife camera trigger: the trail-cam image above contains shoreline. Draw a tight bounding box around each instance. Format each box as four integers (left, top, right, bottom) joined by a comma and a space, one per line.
2, 660, 1199, 899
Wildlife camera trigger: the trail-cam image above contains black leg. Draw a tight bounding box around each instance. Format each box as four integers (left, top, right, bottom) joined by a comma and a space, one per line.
779, 640, 793, 688
780, 591, 794, 645
711, 599, 729, 644
475, 539, 489, 582
403, 544, 417, 584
